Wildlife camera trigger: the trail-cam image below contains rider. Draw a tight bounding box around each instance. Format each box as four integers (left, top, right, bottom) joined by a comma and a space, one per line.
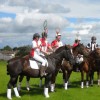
30, 33, 47, 77
51, 32, 63, 51
51, 32, 63, 73
73, 39, 79, 47
40, 31, 53, 56
87, 36, 98, 51
73, 37, 83, 72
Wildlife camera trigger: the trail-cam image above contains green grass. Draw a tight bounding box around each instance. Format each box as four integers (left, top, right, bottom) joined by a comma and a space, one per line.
0, 60, 100, 100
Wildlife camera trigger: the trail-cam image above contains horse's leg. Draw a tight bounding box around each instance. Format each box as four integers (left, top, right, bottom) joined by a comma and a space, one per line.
50, 70, 58, 92
7, 76, 20, 99
89, 71, 94, 86
81, 70, 84, 88
26, 76, 30, 91
44, 74, 52, 98
64, 70, 72, 90
86, 72, 89, 88
97, 71, 100, 86
7, 76, 13, 100
39, 77, 43, 87
12, 76, 21, 98
17, 75, 24, 91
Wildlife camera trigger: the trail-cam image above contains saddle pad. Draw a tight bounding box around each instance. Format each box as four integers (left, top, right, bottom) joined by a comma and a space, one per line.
29, 60, 39, 69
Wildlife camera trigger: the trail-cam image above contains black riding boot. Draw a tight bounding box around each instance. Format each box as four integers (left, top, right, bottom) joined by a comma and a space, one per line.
40, 66, 46, 77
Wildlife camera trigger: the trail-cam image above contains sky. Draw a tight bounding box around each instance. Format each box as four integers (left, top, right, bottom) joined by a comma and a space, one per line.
0, 0, 100, 48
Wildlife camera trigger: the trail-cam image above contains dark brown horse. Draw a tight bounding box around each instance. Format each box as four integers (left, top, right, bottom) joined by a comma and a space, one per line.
17, 45, 71, 91
82, 48, 100, 86
6, 46, 75, 99
50, 43, 89, 91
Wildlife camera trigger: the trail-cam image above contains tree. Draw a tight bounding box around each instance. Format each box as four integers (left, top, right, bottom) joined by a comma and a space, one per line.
15, 45, 31, 57
3, 45, 12, 51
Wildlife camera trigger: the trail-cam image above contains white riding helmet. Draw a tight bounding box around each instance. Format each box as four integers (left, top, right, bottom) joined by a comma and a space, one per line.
56, 33, 61, 37
77, 36, 81, 40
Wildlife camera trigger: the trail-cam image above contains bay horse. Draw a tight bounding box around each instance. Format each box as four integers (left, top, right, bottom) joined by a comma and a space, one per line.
50, 43, 89, 91
83, 48, 100, 86
6, 46, 75, 99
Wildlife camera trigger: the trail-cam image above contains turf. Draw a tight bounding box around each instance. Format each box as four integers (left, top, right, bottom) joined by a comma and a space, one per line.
0, 60, 100, 100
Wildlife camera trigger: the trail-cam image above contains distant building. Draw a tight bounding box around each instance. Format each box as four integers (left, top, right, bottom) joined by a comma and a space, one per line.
0, 50, 15, 61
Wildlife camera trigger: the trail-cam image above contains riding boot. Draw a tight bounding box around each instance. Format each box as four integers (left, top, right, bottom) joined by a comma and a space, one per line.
40, 66, 46, 77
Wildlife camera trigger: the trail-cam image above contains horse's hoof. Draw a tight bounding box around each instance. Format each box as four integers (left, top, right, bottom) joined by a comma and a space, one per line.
65, 88, 68, 90
81, 86, 84, 88
7, 97, 12, 100
17, 96, 21, 98
26, 87, 30, 91
86, 86, 89, 88
45, 95, 50, 98
51, 90, 54, 92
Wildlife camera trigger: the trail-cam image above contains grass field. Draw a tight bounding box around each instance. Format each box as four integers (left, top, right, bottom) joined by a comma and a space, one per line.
0, 60, 100, 100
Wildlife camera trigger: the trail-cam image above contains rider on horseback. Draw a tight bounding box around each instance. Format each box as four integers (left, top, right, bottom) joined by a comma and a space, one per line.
51, 32, 63, 51
87, 36, 98, 51
40, 31, 53, 55
30, 33, 47, 77
73, 37, 83, 71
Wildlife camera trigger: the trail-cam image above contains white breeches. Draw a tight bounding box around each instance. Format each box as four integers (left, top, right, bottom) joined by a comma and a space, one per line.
33, 53, 46, 66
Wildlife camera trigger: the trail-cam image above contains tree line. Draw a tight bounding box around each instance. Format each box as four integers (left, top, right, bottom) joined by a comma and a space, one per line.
0, 45, 31, 57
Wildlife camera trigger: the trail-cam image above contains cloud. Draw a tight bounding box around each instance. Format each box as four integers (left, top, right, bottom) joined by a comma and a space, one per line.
0, 0, 100, 48
39, 4, 70, 13
0, 12, 68, 33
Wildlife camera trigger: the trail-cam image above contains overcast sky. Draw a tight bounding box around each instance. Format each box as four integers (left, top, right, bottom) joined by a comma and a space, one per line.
0, 0, 100, 48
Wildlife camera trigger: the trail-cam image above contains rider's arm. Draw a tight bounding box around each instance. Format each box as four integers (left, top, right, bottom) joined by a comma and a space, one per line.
32, 41, 41, 50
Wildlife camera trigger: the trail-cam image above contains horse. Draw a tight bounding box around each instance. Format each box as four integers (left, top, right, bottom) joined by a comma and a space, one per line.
82, 48, 100, 86
6, 46, 75, 99
17, 45, 71, 91
50, 43, 90, 91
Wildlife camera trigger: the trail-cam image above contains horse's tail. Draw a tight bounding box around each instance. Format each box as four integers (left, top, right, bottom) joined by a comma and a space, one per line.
7, 64, 10, 75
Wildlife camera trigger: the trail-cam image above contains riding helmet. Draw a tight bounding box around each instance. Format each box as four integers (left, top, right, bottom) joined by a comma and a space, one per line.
91, 36, 96, 40
33, 33, 40, 39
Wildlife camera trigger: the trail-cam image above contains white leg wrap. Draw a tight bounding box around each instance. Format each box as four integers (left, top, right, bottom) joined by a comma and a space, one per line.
98, 79, 100, 86
13, 87, 21, 98
86, 81, 89, 88
44, 88, 49, 98
50, 84, 55, 92
7, 89, 12, 100
81, 82, 84, 88
26, 81, 30, 91
64, 82, 68, 90
39, 79, 42, 87
17, 82, 21, 91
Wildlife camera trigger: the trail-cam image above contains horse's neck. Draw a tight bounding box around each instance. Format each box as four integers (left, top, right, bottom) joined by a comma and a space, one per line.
72, 48, 78, 56
53, 51, 64, 64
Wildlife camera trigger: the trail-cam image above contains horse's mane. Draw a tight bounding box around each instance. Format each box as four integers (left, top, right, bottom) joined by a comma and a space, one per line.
55, 45, 71, 53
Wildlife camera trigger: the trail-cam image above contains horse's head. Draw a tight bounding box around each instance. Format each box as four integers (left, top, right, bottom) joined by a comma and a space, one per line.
73, 43, 89, 57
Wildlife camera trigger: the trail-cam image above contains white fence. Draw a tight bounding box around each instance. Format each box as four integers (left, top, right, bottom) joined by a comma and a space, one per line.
0, 53, 15, 61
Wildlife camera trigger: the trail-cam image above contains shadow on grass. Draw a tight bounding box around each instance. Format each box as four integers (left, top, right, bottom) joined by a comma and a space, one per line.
19, 86, 43, 96
0, 92, 7, 99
